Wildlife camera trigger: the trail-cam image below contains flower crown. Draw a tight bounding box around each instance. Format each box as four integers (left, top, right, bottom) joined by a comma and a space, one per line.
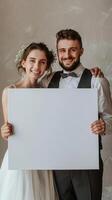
15, 45, 26, 64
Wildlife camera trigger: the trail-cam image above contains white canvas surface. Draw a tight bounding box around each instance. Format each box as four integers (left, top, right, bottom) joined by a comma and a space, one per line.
8, 88, 98, 169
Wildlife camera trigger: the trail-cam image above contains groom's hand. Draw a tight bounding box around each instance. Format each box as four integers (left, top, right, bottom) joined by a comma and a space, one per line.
90, 67, 104, 77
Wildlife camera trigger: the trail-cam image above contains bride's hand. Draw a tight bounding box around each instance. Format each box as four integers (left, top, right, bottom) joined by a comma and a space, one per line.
1, 122, 13, 140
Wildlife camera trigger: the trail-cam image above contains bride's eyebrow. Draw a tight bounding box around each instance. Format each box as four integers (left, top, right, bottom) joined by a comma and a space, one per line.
29, 57, 36, 60
40, 59, 47, 61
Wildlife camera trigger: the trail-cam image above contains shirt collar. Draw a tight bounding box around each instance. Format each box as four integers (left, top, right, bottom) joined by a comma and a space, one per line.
63, 63, 85, 77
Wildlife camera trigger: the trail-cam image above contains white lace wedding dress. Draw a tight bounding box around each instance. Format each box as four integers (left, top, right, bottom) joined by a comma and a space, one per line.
0, 150, 58, 200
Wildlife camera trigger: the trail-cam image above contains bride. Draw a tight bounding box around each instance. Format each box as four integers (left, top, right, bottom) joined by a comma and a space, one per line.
0, 42, 58, 200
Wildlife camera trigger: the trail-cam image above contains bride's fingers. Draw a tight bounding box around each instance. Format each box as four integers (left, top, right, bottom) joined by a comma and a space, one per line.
1, 125, 13, 134
1, 130, 12, 137
2, 128, 12, 133
1, 129, 13, 139
1, 122, 13, 128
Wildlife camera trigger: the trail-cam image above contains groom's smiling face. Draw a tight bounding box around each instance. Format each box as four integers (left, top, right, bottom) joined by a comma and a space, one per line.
57, 39, 83, 71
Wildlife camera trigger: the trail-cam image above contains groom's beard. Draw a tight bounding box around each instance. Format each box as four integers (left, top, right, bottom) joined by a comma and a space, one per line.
59, 58, 80, 72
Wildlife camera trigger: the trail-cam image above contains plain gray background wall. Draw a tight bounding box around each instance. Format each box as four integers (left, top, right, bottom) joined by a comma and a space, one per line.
0, 0, 112, 199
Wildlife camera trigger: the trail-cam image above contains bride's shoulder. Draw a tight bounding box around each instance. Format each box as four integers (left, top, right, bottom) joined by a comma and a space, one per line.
7, 84, 16, 89
2, 84, 16, 98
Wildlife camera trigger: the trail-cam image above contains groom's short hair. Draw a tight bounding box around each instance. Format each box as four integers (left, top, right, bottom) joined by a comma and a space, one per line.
56, 29, 82, 48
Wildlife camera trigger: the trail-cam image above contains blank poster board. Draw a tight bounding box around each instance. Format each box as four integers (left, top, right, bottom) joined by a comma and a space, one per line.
8, 89, 98, 170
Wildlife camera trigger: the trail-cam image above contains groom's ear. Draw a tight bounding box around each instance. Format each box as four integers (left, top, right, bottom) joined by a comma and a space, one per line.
80, 48, 84, 56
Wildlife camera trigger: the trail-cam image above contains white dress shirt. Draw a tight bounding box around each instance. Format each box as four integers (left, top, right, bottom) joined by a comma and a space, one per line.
59, 64, 112, 135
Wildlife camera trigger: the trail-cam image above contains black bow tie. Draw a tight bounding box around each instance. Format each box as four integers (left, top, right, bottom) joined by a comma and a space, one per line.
61, 72, 78, 78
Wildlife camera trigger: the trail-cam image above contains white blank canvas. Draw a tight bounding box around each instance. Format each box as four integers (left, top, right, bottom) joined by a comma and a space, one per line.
8, 89, 98, 170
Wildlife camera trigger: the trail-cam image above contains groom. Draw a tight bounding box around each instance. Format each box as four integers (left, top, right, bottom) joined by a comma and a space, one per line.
41, 29, 112, 200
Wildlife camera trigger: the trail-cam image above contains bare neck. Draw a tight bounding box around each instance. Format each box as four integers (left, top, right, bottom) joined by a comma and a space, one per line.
14, 77, 39, 88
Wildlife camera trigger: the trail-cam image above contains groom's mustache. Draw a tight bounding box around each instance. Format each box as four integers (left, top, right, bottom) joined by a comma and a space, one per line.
62, 57, 73, 60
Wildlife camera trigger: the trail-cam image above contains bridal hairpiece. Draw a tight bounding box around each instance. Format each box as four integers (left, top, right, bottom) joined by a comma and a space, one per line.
15, 45, 26, 64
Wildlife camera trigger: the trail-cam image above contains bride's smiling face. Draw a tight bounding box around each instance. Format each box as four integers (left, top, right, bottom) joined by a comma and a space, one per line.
22, 49, 47, 80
